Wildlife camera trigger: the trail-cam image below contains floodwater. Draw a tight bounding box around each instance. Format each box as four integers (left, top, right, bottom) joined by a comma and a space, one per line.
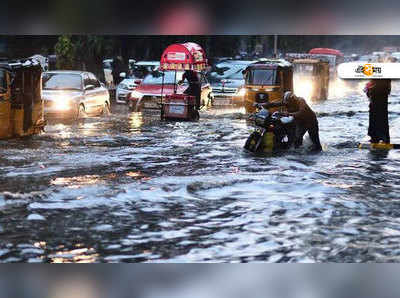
1, 84, 400, 263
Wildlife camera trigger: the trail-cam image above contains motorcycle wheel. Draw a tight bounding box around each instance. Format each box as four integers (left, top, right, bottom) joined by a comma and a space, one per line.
244, 132, 262, 152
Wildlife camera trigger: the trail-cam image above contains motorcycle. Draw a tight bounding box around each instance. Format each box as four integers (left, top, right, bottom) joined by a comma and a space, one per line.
244, 104, 295, 153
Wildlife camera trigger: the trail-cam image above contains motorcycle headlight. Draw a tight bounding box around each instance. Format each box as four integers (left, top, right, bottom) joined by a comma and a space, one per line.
54, 95, 73, 111
130, 90, 143, 99
236, 88, 247, 97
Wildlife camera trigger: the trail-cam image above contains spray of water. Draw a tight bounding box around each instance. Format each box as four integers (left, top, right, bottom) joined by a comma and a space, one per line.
293, 73, 368, 101
328, 79, 366, 99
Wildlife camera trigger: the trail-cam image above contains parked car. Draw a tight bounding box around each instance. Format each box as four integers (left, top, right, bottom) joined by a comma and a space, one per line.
391, 52, 400, 61
357, 55, 373, 62
115, 77, 142, 104
42, 71, 111, 119
127, 70, 213, 111
208, 60, 256, 106
115, 61, 161, 104
372, 51, 385, 57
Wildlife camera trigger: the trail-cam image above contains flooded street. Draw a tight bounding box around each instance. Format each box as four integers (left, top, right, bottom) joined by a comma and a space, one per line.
2, 87, 400, 263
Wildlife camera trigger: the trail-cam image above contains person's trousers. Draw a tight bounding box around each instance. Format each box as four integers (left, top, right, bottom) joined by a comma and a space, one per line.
368, 104, 390, 143
294, 123, 322, 150
184, 87, 201, 110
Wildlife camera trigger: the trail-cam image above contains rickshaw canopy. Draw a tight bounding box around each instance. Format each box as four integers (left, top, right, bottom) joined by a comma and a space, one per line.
160, 42, 208, 71
308, 48, 344, 57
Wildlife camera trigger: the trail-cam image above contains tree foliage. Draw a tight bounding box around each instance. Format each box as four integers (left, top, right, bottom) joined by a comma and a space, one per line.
54, 35, 75, 70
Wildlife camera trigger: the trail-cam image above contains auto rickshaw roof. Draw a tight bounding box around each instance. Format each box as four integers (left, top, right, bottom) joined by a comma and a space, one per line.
247, 59, 292, 69
0, 57, 44, 71
308, 48, 344, 57
160, 42, 208, 71
291, 59, 329, 64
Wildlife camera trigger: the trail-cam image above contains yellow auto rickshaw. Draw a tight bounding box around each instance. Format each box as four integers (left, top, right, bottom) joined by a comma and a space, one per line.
243, 59, 293, 114
288, 57, 330, 101
0, 58, 45, 139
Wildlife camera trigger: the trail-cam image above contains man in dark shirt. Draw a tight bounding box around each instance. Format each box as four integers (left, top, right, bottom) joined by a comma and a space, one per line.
255, 91, 322, 151
281, 91, 322, 151
179, 70, 201, 110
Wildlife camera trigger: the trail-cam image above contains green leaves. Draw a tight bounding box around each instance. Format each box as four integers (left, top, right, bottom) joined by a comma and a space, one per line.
54, 35, 75, 70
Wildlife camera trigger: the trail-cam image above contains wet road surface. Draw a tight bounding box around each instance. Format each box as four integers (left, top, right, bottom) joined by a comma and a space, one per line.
2, 86, 400, 262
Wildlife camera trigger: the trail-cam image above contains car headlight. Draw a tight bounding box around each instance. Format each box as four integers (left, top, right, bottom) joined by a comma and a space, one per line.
54, 95, 73, 111
236, 88, 247, 97
119, 83, 128, 90
130, 90, 143, 99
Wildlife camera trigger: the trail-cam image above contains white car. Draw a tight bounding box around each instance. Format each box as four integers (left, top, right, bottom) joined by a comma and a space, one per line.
391, 52, 400, 61
115, 77, 141, 104
42, 71, 111, 119
372, 51, 385, 57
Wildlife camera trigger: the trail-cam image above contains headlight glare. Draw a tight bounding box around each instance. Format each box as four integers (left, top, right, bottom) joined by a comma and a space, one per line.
54, 95, 72, 111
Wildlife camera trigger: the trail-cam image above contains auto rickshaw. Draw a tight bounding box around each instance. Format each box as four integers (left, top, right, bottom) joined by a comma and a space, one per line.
308, 48, 344, 80
286, 54, 330, 101
0, 58, 45, 139
243, 59, 293, 114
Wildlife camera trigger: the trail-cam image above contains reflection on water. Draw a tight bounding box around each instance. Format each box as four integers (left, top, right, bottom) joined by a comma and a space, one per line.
50, 247, 98, 263
1, 94, 400, 262
49, 275, 100, 298
129, 112, 144, 132
51, 174, 117, 188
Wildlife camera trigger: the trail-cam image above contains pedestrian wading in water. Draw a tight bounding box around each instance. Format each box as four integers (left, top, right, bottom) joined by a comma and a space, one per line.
178, 70, 201, 110
364, 79, 391, 143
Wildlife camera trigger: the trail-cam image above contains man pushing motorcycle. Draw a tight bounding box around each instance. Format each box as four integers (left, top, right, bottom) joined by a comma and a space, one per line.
256, 91, 322, 151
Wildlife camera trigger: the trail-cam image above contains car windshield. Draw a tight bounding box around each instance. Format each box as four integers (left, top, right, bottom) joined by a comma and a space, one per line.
246, 69, 276, 85
141, 71, 184, 85
227, 69, 245, 80
294, 64, 314, 75
208, 65, 246, 83
42, 73, 82, 90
